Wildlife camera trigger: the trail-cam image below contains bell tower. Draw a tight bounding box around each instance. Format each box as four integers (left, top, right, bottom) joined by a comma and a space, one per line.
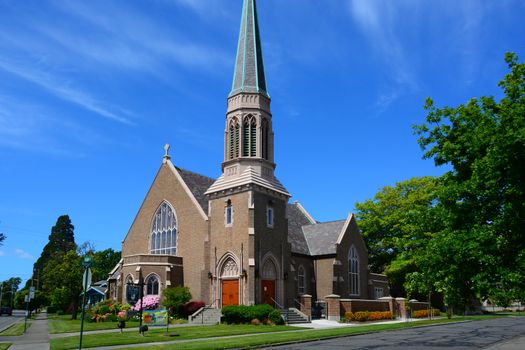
205, 0, 291, 307
206, 0, 288, 197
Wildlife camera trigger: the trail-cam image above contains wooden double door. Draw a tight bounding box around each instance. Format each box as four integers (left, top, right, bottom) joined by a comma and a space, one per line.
221, 280, 239, 307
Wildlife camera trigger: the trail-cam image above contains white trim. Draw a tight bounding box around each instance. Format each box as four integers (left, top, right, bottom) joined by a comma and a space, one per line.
166, 159, 208, 221
123, 262, 182, 267
109, 259, 123, 275
294, 201, 316, 224
336, 213, 353, 245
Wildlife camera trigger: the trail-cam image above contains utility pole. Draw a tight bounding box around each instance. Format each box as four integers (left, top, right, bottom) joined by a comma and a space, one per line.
24, 272, 34, 333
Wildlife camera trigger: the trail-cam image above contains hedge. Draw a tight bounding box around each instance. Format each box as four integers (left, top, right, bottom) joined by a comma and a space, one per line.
344, 311, 394, 322
412, 309, 441, 318
222, 304, 284, 325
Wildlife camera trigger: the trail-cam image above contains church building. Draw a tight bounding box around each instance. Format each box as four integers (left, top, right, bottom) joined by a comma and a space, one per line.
107, 0, 388, 312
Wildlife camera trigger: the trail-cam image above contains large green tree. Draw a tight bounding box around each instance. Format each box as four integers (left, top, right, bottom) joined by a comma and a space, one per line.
412, 52, 525, 309
91, 248, 121, 282
355, 176, 442, 296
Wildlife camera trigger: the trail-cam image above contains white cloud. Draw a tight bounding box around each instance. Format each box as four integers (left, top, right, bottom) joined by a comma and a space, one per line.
15, 249, 34, 260
0, 58, 132, 125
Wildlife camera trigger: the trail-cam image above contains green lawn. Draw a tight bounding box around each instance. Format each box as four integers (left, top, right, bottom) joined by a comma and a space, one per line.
50, 324, 299, 350
53, 315, 504, 350
0, 343, 11, 350
0, 323, 30, 336
48, 314, 140, 334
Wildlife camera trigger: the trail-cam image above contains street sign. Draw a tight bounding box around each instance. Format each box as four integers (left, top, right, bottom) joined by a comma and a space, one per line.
25, 295, 29, 302
29, 286, 35, 299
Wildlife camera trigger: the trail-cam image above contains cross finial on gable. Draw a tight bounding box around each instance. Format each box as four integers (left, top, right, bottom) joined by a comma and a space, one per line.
163, 143, 171, 163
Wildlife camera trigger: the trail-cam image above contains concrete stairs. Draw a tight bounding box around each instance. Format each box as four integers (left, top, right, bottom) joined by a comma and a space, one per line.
280, 307, 310, 324
188, 307, 221, 325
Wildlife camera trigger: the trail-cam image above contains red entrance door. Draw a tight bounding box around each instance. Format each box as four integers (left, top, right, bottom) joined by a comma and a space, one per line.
222, 280, 239, 307
261, 280, 276, 306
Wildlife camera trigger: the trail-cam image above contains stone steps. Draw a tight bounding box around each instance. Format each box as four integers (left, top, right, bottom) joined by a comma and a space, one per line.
280, 307, 310, 324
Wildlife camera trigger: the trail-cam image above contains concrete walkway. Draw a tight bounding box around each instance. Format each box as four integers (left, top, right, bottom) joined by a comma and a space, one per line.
0, 312, 49, 350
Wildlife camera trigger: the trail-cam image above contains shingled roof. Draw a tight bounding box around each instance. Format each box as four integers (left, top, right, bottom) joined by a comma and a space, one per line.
287, 203, 314, 255
176, 167, 215, 214
302, 220, 346, 256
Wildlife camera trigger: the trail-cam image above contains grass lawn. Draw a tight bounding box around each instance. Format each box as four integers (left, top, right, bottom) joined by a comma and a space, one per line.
0, 322, 30, 336
48, 314, 140, 334
0, 343, 11, 350
50, 324, 299, 350
54, 315, 504, 350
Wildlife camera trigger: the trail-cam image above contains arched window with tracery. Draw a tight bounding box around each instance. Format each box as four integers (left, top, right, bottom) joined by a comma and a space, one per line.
229, 118, 240, 159
348, 245, 359, 295
242, 115, 257, 157
297, 265, 305, 294
146, 274, 159, 295
150, 201, 177, 255
221, 257, 239, 278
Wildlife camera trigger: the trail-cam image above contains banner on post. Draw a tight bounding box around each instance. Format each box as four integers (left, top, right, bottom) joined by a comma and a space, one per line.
142, 310, 168, 326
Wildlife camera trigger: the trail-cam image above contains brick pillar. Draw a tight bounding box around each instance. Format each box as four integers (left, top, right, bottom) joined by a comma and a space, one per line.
325, 294, 341, 321
395, 297, 407, 319
380, 296, 395, 318
299, 294, 312, 319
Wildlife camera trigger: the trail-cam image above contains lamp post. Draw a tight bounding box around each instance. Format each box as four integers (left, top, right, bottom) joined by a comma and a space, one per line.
79, 256, 93, 350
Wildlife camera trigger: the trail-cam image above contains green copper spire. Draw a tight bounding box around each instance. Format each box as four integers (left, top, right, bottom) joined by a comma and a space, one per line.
230, 0, 267, 97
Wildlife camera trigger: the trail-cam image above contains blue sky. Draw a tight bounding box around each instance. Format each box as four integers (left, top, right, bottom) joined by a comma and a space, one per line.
1, 0, 524, 283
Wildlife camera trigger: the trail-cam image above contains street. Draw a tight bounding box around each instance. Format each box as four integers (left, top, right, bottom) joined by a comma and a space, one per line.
0, 309, 24, 332
265, 317, 525, 349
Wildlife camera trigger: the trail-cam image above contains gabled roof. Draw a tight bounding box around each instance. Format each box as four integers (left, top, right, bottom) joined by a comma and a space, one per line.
176, 167, 215, 214
230, 0, 267, 97
302, 220, 346, 256
287, 202, 315, 255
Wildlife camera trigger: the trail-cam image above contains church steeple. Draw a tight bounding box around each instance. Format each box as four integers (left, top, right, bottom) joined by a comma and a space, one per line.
230, 0, 267, 97
205, 0, 290, 199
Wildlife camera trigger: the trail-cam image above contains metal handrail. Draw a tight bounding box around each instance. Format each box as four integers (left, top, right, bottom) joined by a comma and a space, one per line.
270, 297, 288, 323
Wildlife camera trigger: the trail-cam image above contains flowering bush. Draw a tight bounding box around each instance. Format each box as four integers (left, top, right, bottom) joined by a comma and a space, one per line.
344, 311, 393, 322
412, 309, 441, 318
117, 310, 128, 321
183, 301, 206, 317
132, 295, 160, 311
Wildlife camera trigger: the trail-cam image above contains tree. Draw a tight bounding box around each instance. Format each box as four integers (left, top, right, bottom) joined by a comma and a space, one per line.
41, 250, 83, 318
413, 52, 525, 311
354, 176, 442, 296
0, 277, 21, 307
91, 248, 121, 282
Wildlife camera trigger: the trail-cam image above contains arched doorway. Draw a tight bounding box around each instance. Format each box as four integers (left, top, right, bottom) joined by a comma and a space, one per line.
220, 257, 239, 307
261, 259, 277, 306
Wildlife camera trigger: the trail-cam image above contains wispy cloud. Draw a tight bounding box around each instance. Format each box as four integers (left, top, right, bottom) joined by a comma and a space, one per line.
15, 249, 34, 260
0, 58, 133, 125
348, 0, 418, 111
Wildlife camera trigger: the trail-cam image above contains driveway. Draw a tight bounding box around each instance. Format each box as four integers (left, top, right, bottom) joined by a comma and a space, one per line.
265, 317, 525, 349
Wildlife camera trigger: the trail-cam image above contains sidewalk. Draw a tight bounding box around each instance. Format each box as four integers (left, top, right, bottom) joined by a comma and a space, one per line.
1, 312, 49, 350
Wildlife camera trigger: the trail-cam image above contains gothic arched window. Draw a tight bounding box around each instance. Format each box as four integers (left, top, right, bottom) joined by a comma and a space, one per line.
242, 115, 257, 157
261, 119, 269, 160
348, 245, 359, 295
150, 202, 177, 255
297, 265, 305, 294
146, 275, 159, 295
229, 118, 240, 159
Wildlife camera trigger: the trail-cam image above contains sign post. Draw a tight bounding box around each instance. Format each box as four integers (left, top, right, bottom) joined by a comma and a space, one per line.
79, 256, 93, 350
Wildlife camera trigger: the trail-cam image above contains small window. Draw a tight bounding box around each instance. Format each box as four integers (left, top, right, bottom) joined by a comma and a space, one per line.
146, 275, 159, 295
267, 205, 274, 227
374, 287, 384, 299
348, 245, 360, 295
225, 200, 233, 226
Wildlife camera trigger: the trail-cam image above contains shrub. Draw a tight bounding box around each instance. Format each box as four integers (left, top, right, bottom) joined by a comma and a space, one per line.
268, 310, 284, 325
344, 311, 354, 322
222, 304, 277, 324
353, 311, 370, 322
47, 306, 58, 314
132, 295, 160, 311
412, 309, 441, 318
162, 286, 192, 317
250, 318, 261, 325
183, 301, 206, 317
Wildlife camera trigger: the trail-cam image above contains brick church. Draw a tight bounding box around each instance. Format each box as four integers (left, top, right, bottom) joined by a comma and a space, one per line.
107, 0, 388, 311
